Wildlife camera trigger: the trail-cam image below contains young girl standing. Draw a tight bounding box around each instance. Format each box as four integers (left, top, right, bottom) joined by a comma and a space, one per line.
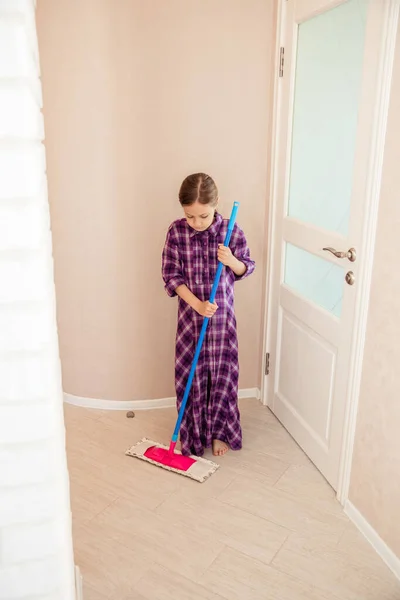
162, 173, 255, 457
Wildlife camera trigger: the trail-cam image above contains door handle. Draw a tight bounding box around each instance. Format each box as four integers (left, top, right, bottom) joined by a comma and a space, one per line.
323, 247, 356, 262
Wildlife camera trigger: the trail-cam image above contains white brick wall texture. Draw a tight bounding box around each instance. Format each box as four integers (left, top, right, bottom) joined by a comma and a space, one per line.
0, 2, 76, 599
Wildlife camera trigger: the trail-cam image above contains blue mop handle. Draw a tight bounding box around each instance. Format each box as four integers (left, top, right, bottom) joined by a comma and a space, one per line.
171, 201, 239, 444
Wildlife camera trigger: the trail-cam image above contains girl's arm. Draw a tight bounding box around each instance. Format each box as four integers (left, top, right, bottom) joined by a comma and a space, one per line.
162, 227, 186, 297
175, 285, 217, 318
217, 250, 247, 277
175, 284, 201, 312
217, 223, 255, 280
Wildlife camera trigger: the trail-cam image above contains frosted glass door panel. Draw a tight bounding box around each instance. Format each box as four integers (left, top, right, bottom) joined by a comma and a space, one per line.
284, 243, 345, 317
287, 0, 368, 235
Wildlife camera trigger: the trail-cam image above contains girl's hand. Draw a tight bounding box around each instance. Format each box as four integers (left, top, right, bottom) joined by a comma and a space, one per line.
218, 244, 234, 268
196, 300, 218, 318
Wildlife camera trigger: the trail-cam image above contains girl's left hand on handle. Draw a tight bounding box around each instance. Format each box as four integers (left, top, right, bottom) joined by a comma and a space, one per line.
217, 244, 234, 268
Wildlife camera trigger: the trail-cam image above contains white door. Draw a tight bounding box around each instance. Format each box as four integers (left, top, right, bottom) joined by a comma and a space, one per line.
265, 0, 395, 490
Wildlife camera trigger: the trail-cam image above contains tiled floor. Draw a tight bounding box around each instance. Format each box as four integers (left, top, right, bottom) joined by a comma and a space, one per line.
64, 400, 400, 600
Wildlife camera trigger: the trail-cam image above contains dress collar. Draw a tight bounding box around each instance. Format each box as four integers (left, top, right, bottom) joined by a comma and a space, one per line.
188, 212, 223, 238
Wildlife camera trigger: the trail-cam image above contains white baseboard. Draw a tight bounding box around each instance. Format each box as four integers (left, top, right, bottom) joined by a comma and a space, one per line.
75, 565, 83, 600
345, 501, 400, 581
64, 392, 176, 411
64, 387, 261, 411
239, 387, 261, 401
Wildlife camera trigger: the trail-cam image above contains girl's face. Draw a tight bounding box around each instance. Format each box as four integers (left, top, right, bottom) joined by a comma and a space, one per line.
183, 200, 218, 232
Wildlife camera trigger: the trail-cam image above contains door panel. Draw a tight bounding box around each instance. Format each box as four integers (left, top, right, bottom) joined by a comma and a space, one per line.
284, 243, 345, 317
288, 0, 368, 236
277, 310, 336, 446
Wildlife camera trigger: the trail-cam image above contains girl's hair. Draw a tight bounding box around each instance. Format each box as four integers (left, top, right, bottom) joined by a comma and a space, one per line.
178, 173, 219, 207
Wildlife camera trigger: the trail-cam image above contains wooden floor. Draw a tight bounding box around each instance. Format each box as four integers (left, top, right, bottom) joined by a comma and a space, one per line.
64, 400, 400, 600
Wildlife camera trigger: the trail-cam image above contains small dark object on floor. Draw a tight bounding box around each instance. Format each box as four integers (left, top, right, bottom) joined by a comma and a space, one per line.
126, 411, 135, 419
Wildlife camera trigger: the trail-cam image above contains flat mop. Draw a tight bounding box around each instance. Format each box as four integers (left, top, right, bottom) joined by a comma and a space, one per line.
126, 201, 240, 482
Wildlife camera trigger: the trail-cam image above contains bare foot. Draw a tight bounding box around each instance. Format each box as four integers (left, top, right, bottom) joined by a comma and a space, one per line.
212, 440, 229, 456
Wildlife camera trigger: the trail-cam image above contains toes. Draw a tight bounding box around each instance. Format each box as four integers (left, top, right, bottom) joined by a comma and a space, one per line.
212, 441, 229, 456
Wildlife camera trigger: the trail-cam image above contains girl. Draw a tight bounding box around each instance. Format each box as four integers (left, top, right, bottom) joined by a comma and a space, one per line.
162, 173, 255, 457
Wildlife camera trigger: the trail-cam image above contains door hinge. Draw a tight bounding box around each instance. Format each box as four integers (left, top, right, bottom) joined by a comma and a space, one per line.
265, 352, 270, 375
279, 47, 285, 77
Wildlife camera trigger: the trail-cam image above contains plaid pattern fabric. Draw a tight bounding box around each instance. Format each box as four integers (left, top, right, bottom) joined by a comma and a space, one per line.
162, 212, 255, 456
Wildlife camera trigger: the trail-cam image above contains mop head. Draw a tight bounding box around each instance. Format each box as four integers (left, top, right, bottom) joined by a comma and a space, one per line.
125, 438, 219, 483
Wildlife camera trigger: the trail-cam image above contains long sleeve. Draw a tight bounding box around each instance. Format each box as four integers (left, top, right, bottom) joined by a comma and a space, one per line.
162, 226, 186, 297
231, 223, 255, 281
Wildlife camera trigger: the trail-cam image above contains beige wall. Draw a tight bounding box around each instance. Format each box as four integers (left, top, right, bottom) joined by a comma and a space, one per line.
349, 25, 400, 557
36, 0, 274, 401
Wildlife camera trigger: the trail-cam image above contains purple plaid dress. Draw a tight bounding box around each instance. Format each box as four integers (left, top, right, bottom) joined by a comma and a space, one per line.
162, 212, 255, 456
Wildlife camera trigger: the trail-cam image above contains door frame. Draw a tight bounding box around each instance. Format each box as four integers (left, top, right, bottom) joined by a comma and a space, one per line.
260, 0, 400, 505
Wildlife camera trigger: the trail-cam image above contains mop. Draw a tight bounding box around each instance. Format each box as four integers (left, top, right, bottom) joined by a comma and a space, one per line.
126, 201, 240, 482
